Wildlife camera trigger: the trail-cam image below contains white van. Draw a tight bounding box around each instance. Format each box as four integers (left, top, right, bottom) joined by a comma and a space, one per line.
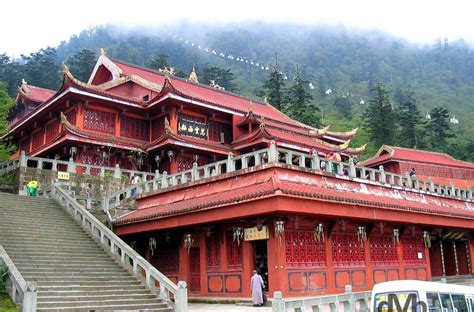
371, 280, 474, 312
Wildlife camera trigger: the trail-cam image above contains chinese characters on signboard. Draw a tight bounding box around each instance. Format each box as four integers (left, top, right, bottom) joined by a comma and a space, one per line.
244, 226, 269, 241
178, 118, 208, 139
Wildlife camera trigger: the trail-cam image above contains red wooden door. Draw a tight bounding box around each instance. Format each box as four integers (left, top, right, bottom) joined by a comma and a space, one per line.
429, 241, 443, 277
189, 248, 201, 292
443, 241, 456, 276
456, 241, 470, 275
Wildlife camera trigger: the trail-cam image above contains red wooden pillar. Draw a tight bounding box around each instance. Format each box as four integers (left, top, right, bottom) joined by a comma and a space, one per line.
397, 240, 405, 280
364, 237, 374, 290
178, 234, 190, 288
325, 235, 335, 293
77, 101, 84, 130
267, 229, 286, 297
198, 233, 206, 296
170, 106, 178, 133
241, 240, 253, 297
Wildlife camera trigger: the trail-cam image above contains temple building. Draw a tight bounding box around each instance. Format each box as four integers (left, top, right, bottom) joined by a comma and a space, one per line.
7, 49, 364, 173
6, 50, 474, 299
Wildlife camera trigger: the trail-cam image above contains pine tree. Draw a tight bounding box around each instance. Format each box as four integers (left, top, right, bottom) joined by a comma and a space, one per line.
148, 53, 169, 71
424, 107, 454, 150
334, 95, 352, 119
364, 83, 396, 148
0, 83, 16, 159
395, 89, 422, 148
66, 49, 97, 82
285, 69, 321, 128
21, 48, 60, 90
262, 60, 285, 110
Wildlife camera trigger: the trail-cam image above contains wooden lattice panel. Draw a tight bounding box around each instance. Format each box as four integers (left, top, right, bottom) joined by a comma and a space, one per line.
226, 231, 242, 271
331, 232, 365, 267
285, 229, 326, 268
370, 234, 399, 266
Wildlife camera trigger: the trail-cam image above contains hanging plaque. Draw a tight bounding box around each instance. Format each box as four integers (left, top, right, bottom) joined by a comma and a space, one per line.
178, 118, 208, 139
244, 226, 269, 241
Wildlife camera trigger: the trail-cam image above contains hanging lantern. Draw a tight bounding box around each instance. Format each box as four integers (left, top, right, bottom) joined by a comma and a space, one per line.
393, 229, 400, 245
165, 231, 171, 244
167, 150, 174, 162
233, 227, 244, 246
314, 223, 324, 242
183, 234, 194, 255
274, 220, 285, 245
357, 226, 367, 243
149, 237, 157, 256
423, 231, 431, 248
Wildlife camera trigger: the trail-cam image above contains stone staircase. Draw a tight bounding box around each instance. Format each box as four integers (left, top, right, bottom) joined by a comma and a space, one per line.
0, 193, 172, 311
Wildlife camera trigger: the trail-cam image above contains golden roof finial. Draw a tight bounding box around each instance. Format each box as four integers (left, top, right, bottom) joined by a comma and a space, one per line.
339, 140, 350, 150
100, 48, 106, 56
62, 62, 73, 78
188, 67, 199, 83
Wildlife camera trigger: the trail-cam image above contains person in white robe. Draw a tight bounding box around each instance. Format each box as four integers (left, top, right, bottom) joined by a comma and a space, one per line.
250, 270, 265, 307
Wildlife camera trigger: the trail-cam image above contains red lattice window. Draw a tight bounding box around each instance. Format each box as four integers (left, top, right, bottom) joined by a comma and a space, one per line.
226, 231, 242, 271
19, 137, 31, 153
153, 243, 179, 275
120, 116, 149, 141
370, 235, 399, 266
209, 121, 232, 143
31, 129, 44, 151
285, 229, 326, 268
78, 151, 104, 175
151, 116, 166, 140
331, 232, 365, 267
177, 154, 207, 172
402, 237, 426, 265
206, 236, 221, 272
45, 120, 60, 142
83, 109, 115, 134
65, 109, 76, 125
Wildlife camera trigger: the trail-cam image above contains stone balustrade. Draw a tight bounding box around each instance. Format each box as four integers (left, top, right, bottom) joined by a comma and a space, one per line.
42, 184, 188, 312
0, 245, 38, 311
103, 143, 472, 220
272, 286, 371, 312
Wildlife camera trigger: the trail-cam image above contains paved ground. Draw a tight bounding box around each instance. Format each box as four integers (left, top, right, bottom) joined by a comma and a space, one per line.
189, 303, 272, 311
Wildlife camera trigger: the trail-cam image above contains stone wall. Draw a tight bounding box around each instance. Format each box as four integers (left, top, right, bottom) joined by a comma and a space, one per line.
16, 167, 126, 198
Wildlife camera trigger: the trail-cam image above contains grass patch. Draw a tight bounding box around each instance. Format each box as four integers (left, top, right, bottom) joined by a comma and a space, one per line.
0, 294, 18, 312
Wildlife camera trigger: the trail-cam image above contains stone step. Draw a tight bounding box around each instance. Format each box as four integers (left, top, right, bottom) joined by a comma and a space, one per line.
20, 266, 127, 273
37, 293, 157, 303
22, 271, 131, 278
38, 284, 149, 292
1, 237, 96, 244
13, 260, 119, 267
1, 244, 104, 253
36, 303, 171, 311
34, 280, 143, 287
37, 288, 152, 297
36, 299, 168, 309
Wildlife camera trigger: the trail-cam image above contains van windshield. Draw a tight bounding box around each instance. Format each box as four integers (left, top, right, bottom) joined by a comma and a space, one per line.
374, 291, 419, 312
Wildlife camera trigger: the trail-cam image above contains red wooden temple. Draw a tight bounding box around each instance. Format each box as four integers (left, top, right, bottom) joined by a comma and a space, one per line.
7, 49, 474, 299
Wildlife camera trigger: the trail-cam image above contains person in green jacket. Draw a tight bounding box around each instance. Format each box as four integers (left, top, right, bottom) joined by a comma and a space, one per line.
27, 180, 38, 197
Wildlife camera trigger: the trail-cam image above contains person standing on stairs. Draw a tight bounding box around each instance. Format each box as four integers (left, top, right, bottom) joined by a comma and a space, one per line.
26, 180, 38, 196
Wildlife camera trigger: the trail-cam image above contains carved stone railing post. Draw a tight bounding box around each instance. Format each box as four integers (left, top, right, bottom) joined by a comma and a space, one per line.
405, 173, 412, 188
327, 160, 333, 173
272, 291, 285, 312
378, 165, 386, 183
20, 151, 27, 167
113, 164, 121, 179
23, 281, 38, 312
349, 158, 356, 178
429, 178, 435, 193
227, 152, 235, 173
161, 171, 169, 188
175, 281, 188, 312
468, 188, 472, 200
52, 159, 58, 171
312, 152, 321, 171
268, 142, 278, 163
191, 163, 198, 181
67, 157, 75, 173
345, 285, 355, 312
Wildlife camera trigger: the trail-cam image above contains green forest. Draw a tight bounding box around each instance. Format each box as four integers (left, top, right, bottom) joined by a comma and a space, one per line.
0, 23, 473, 161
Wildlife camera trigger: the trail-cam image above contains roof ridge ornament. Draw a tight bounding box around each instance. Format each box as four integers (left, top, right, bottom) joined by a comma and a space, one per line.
100, 48, 106, 56
248, 100, 254, 113
339, 140, 350, 150
188, 67, 199, 83
160, 67, 175, 77
259, 116, 266, 128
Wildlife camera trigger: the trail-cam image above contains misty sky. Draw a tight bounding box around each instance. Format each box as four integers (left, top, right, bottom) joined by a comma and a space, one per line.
2, 0, 474, 56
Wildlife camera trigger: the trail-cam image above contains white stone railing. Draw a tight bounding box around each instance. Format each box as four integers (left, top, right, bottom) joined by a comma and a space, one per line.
104, 143, 473, 220
42, 184, 188, 312
0, 245, 38, 312
0, 151, 159, 181
272, 286, 371, 312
